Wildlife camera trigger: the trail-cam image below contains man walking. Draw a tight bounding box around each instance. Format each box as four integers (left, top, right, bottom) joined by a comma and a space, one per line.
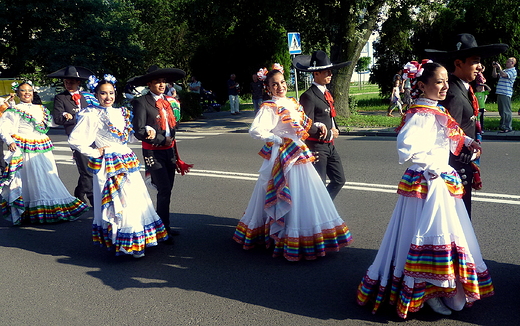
48, 65, 95, 205
293, 50, 351, 200
427, 34, 508, 217
493, 57, 517, 133
130, 65, 186, 240
227, 74, 240, 115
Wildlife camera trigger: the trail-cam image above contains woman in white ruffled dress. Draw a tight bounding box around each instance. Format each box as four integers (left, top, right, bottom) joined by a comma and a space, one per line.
68, 75, 168, 258
356, 62, 494, 318
233, 68, 352, 261
0, 81, 87, 225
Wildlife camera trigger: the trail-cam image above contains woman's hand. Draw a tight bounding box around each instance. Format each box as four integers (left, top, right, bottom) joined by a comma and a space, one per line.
331, 127, 339, 139
97, 146, 109, 157
146, 129, 156, 140
8, 143, 17, 152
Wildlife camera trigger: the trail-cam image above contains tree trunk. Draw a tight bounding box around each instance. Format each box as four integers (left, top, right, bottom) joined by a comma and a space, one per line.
330, 0, 387, 118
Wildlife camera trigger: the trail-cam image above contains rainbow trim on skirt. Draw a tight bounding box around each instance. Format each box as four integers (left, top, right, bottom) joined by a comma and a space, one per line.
92, 219, 168, 256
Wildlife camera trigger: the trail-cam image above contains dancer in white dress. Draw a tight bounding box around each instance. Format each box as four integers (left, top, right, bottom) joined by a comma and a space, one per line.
356, 62, 494, 318
0, 81, 87, 225
68, 75, 168, 258
233, 68, 352, 261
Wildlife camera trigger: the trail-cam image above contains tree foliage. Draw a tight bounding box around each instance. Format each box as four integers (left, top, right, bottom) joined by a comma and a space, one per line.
1, 0, 518, 109
0, 0, 144, 84
371, 0, 520, 98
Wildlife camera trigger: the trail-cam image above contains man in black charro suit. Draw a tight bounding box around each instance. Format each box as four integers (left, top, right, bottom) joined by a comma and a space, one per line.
48, 65, 95, 205
427, 34, 508, 218
130, 65, 186, 239
293, 50, 351, 200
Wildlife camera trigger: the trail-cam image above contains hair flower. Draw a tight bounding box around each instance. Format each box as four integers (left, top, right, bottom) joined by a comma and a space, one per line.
257, 67, 268, 81
87, 75, 100, 92
272, 63, 284, 74
104, 74, 117, 87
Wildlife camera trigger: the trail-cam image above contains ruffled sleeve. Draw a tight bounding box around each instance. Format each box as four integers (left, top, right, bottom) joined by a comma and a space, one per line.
397, 111, 440, 173
68, 107, 102, 158
0, 109, 20, 145
249, 102, 282, 143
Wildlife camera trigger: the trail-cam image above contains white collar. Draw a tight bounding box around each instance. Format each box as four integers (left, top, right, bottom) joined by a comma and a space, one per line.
312, 82, 327, 93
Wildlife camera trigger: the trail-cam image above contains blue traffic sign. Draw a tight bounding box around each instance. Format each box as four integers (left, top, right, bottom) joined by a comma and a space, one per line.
288, 32, 301, 55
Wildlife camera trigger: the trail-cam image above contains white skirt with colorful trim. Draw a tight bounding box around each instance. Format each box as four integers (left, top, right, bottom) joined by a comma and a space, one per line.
356, 168, 494, 318
89, 151, 168, 256
1, 141, 87, 225
233, 144, 352, 261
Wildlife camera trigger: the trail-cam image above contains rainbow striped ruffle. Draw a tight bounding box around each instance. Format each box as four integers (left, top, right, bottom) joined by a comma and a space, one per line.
92, 219, 168, 256
233, 217, 352, 261
87, 151, 140, 175
2, 198, 87, 225
0, 151, 23, 188
398, 169, 464, 199
88, 152, 140, 219
357, 241, 494, 318
260, 139, 314, 210
12, 134, 53, 153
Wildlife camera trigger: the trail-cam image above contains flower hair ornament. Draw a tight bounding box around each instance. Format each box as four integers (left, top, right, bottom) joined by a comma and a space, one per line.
257, 67, 268, 81
404, 59, 432, 99
87, 75, 100, 92
11, 80, 33, 91
272, 63, 284, 74
103, 74, 117, 88
87, 74, 117, 92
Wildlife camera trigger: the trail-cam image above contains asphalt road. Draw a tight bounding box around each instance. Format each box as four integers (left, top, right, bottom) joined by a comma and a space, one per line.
0, 130, 518, 326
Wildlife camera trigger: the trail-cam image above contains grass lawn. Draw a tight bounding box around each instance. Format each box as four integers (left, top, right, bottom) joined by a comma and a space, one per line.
339, 83, 520, 131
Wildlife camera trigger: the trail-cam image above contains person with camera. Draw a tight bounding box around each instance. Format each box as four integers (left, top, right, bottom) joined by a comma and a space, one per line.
492, 57, 517, 132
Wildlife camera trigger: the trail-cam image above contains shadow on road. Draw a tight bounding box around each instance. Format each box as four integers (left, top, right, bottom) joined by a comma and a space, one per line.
0, 211, 517, 325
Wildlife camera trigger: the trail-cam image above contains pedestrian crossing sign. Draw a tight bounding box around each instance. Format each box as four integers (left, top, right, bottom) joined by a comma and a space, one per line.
288, 32, 301, 54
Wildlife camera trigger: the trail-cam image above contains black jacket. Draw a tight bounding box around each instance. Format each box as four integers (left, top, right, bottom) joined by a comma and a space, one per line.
52, 90, 88, 135
131, 93, 176, 147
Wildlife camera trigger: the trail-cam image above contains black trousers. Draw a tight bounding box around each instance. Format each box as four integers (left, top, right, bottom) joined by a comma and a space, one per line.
142, 148, 176, 229
72, 149, 94, 205
449, 154, 473, 219
305, 141, 346, 200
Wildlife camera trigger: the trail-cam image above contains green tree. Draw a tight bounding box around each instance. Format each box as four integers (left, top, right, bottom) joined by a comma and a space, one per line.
0, 0, 144, 83
371, 0, 520, 98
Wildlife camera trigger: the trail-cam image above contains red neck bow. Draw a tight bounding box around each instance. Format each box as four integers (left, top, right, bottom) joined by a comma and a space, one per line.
324, 90, 337, 117
71, 93, 82, 106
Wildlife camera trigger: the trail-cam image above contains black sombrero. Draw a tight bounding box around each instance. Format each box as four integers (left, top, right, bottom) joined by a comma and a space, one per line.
47, 66, 94, 80
129, 65, 186, 86
425, 33, 508, 61
292, 50, 351, 72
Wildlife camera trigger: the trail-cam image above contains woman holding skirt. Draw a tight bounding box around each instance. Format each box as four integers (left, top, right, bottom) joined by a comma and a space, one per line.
233, 67, 352, 261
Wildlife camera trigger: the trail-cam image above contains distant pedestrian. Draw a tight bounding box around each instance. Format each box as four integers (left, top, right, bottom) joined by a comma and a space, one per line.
492, 57, 517, 132
387, 79, 403, 116
474, 66, 491, 131
227, 74, 240, 115
250, 71, 264, 114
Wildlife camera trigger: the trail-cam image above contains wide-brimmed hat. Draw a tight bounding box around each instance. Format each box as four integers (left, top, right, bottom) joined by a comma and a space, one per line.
129, 65, 186, 86
425, 33, 508, 61
47, 66, 94, 80
292, 50, 351, 72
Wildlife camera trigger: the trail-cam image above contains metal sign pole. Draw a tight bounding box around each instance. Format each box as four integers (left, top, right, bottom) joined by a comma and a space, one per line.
293, 54, 299, 100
